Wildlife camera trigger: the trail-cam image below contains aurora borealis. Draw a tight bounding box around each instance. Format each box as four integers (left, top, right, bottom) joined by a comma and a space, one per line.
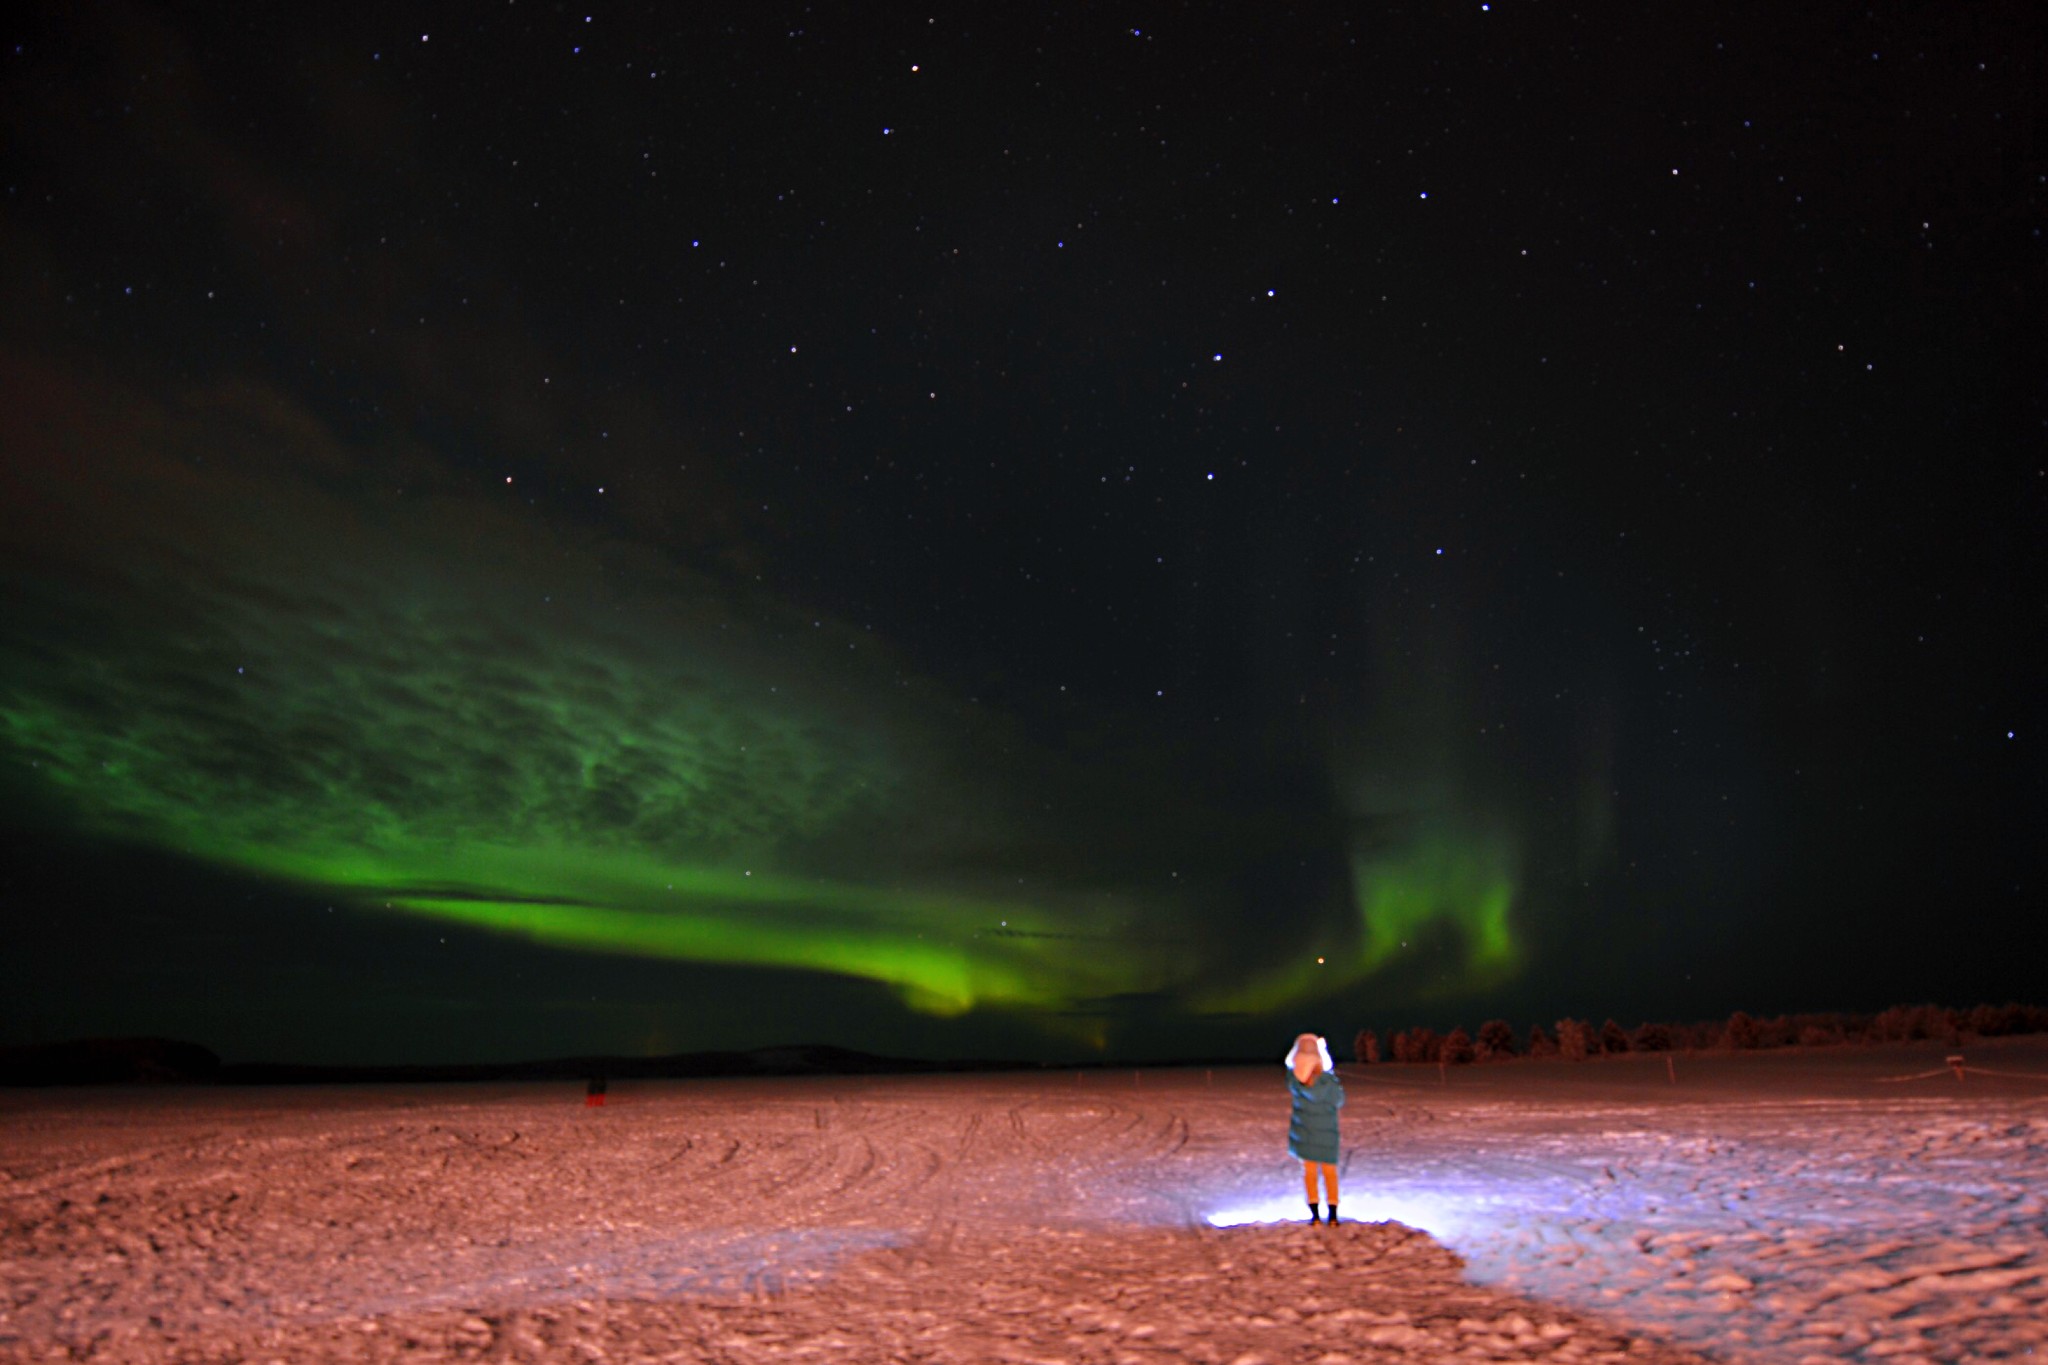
0, 357, 1559, 1050
3, 3, 2041, 1064
0, 366, 1199, 1025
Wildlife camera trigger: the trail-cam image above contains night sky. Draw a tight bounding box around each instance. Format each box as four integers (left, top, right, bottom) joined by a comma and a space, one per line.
3, 3, 2042, 1066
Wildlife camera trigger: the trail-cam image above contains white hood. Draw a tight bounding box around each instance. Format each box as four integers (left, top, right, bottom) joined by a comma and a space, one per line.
1284, 1036, 1334, 1073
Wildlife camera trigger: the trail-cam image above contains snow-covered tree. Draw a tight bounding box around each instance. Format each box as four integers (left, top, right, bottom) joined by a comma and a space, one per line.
1555, 1018, 1592, 1062
1394, 1026, 1441, 1064
1631, 1021, 1674, 1052
1724, 1010, 1760, 1050
1476, 1018, 1516, 1061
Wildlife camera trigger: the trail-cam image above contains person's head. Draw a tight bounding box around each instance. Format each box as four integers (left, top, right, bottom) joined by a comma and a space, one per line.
1288, 1032, 1328, 1078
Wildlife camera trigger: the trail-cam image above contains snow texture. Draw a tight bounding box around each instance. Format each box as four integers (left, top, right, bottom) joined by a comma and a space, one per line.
3, 1039, 2044, 1363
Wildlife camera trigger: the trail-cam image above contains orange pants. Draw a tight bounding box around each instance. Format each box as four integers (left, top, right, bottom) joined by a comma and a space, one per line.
1302, 1160, 1338, 1205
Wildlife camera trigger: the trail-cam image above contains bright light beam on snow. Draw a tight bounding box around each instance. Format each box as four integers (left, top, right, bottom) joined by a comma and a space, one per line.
1202, 1187, 1464, 1239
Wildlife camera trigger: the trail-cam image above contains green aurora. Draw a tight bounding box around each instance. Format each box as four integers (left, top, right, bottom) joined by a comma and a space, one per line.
0, 367, 1526, 1038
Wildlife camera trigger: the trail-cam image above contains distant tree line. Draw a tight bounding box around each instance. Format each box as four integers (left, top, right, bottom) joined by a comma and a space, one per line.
1349, 1001, 2048, 1066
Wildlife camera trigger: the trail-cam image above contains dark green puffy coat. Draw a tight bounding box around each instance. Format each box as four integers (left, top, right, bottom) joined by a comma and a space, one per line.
1286, 1070, 1345, 1163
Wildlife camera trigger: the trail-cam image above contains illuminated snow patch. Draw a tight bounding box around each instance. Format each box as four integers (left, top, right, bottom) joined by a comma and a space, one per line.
1202, 1188, 1463, 1239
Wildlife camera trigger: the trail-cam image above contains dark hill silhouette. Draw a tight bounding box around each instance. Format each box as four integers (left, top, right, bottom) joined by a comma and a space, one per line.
0, 1037, 223, 1086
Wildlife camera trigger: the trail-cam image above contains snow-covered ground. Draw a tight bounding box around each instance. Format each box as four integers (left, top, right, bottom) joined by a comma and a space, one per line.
1228, 1041, 2048, 1363
3, 1038, 2043, 1362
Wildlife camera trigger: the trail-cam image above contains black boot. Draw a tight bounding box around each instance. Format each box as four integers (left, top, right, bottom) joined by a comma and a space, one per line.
1326, 1203, 1339, 1225
1307, 1202, 1321, 1224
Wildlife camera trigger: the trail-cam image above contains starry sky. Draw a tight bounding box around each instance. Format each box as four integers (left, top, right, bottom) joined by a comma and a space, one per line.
2, 2, 2042, 1066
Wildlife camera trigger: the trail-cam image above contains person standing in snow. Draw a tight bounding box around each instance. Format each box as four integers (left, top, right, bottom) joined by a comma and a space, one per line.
1286, 1032, 1344, 1224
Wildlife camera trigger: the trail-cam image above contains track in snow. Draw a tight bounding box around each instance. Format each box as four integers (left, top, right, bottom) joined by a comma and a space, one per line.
3, 1043, 2044, 1362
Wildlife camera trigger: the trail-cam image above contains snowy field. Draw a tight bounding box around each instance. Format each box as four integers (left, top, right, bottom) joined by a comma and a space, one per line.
3, 1039, 2044, 1364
